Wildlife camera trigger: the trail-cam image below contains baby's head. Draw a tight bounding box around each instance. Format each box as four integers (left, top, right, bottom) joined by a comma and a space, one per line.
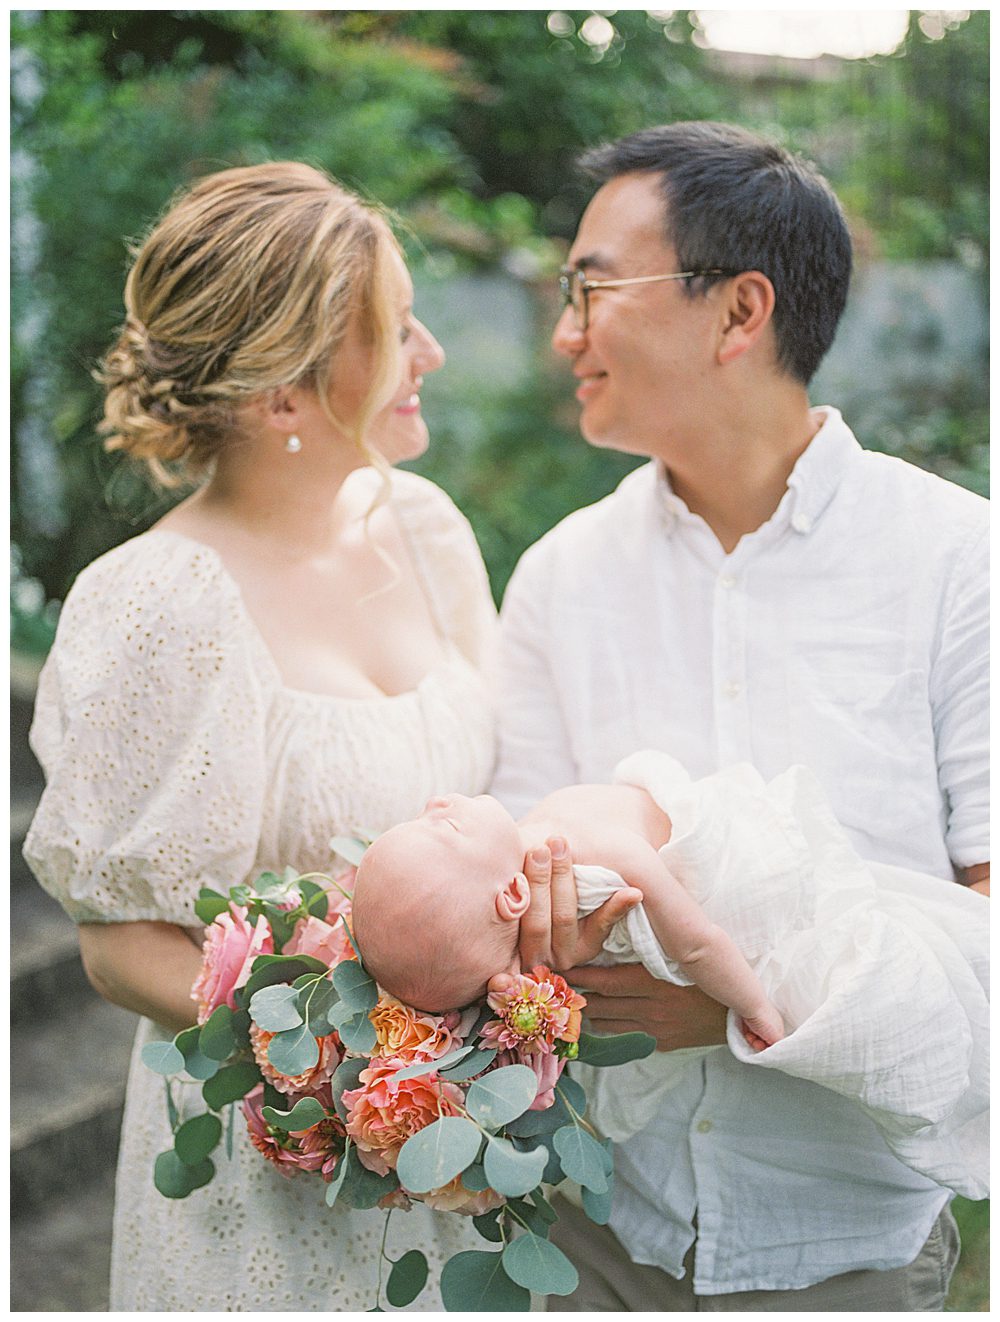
352, 794, 529, 1012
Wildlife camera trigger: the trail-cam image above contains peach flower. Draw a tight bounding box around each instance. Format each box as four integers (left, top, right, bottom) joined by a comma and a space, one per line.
191, 906, 273, 1024
421, 1174, 506, 1216
284, 913, 354, 969
369, 995, 464, 1065
242, 1084, 330, 1177
481, 966, 585, 1054
250, 1023, 342, 1096
342, 1058, 465, 1176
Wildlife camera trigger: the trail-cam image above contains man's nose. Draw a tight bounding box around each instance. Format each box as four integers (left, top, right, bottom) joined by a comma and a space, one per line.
552, 303, 586, 359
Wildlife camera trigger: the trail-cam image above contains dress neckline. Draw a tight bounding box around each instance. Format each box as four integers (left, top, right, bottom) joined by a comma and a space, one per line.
140, 527, 461, 707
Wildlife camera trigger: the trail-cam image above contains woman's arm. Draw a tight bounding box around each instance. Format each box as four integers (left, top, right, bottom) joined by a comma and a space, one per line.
78, 921, 204, 1035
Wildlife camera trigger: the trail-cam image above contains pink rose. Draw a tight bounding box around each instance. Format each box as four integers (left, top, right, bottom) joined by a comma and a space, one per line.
249, 1023, 343, 1096
242, 1085, 331, 1178
342, 1058, 465, 1176
191, 906, 273, 1024
284, 913, 355, 969
420, 1174, 506, 1216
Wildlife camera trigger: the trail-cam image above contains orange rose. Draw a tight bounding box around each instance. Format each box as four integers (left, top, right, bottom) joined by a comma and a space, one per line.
342, 1058, 465, 1176
249, 1023, 342, 1096
369, 995, 463, 1064
421, 1174, 506, 1216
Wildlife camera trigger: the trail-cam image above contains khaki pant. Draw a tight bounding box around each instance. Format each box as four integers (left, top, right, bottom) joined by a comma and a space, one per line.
547, 1195, 960, 1312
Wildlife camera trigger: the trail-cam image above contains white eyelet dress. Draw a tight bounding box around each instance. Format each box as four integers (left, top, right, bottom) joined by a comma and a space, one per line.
24, 469, 498, 1311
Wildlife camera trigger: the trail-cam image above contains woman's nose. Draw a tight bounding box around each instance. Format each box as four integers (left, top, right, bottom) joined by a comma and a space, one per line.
414, 319, 446, 374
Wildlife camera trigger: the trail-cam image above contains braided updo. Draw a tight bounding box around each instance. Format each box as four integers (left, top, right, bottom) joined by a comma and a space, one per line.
97, 161, 403, 485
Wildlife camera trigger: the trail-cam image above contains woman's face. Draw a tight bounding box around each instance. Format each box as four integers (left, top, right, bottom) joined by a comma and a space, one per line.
327, 245, 445, 466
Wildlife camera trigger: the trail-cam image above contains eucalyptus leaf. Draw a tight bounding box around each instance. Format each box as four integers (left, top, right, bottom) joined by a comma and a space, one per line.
253, 870, 285, 893
329, 834, 368, 867
262, 1095, 327, 1132
530, 1187, 559, 1224
331, 1058, 367, 1121
390, 1044, 473, 1082
324, 1148, 352, 1207
438, 1046, 497, 1082
505, 1196, 551, 1238
386, 1250, 429, 1308
225, 1100, 235, 1159
194, 894, 231, 925
396, 1117, 482, 1194
582, 1180, 614, 1225
174, 1025, 219, 1081
332, 959, 378, 1012
459, 1161, 490, 1192
174, 1112, 223, 1165
503, 1231, 579, 1296
505, 1075, 586, 1136
199, 1004, 238, 1061
298, 977, 338, 1036
153, 1149, 215, 1199
553, 1125, 608, 1194
141, 1039, 184, 1076
518, 1131, 565, 1186
241, 953, 328, 1002
466, 1065, 539, 1130
230, 1007, 252, 1049
164, 1080, 179, 1132
266, 1023, 320, 1077
440, 1250, 530, 1312
339, 1145, 399, 1209
202, 1061, 261, 1111
576, 1030, 656, 1067
306, 888, 330, 920
336, 1010, 378, 1055
472, 1208, 504, 1243
482, 1135, 548, 1198
250, 982, 304, 1033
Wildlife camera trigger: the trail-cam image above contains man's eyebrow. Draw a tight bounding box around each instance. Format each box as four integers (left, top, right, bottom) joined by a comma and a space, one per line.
570, 252, 616, 275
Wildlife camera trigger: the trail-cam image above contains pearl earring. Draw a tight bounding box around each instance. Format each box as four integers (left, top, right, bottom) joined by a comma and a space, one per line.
285, 434, 302, 454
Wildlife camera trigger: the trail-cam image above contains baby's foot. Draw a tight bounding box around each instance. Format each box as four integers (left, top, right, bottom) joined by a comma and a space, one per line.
740, 1005, 784, 1053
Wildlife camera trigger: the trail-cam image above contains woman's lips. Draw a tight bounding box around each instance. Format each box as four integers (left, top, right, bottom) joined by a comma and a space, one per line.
394, 393, 421, 415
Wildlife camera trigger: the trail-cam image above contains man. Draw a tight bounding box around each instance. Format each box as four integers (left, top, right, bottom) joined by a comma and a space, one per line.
492, 122, 988, 1310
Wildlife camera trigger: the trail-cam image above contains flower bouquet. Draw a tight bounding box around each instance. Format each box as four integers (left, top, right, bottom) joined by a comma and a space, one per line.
144, 840, 654, 1310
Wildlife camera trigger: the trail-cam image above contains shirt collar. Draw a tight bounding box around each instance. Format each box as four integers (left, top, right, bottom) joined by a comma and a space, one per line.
654, 406, 862, 539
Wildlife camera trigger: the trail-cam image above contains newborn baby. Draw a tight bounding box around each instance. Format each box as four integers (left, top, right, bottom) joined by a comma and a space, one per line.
351, 769, 785, 1051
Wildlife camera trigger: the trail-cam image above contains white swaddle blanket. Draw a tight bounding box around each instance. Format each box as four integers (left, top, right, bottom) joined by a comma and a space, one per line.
572, 751, 989, 1199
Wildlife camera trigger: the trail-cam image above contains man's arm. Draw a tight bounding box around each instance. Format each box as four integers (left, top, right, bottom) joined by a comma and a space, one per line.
963, 862, 989, 897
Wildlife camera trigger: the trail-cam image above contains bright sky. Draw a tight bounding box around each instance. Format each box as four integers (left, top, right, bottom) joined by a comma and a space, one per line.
691, 9, 968, 60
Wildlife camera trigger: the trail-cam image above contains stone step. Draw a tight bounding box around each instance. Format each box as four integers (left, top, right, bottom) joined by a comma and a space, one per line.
11, 881, 90, 1022
10, 1164, 115, 1311
11, 994, 136, 1214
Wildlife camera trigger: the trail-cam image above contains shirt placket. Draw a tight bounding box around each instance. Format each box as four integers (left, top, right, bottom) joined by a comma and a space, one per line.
712, 549, 752, 766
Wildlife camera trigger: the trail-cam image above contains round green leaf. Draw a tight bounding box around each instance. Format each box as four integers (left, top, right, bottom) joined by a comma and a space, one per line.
194, 894, 231, 925
331, 1058, 367, 1121
505, 1074, 586, 1136
153, 1149, 215, 1198
503, 1232, 579, 1296
575, 1030, 655, 1067
332, 958, 378, 1012
174, 1025, 220, 1080
439, 1047, 498, 1081
483, 1135, 548, 1197
324, 1149, 351, 1208
336, 1009, 378, 1054
386, 1250, 429, 1308
262, 1095, 326, 1132
250, 982, 304, 1033
552, 1125, 608, 1194
198, 1004, 238, 1061
202, 1061, 261, 1111
329, 834, 367, 867
460, 1162, 490, 1192
391, 1044, 473, 1082
174, 1111, 223, 1165
396, 1117, 482, 1194
141, 1039, 184, 1076
466, 1064, 539, 1130
440, 1250, 530, 1312
582, 1181, 614, 1225
266, 1023, 319, 1076
339, 1146, 399, 1209
472, 1209, 504, 1243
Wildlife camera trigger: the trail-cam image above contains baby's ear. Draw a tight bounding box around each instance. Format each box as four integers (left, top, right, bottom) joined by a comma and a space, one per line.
495, 871, 530, 922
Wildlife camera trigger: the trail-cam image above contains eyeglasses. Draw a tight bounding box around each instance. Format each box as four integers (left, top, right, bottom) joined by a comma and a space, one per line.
558, 266, 732, 331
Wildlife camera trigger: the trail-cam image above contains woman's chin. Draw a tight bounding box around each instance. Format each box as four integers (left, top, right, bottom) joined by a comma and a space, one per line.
375, 419, 430, 466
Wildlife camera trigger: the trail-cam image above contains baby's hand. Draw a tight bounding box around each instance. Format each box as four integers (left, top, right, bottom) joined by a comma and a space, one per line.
740, 1004, 784, 1053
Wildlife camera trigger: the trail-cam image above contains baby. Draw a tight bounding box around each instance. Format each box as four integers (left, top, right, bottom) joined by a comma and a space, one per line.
351, 764, 786, 1051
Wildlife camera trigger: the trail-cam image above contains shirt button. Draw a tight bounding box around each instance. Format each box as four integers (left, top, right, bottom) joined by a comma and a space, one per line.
720, 574, 737, 589
725, 681, 742, 699
696, 1119, 713, 1134
792, 512, 812, 533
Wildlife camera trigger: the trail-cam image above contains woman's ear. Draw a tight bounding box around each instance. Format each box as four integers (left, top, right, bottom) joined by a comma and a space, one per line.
717, 271, 775, 366
495, 871, 530, 922
257, 386, 303, 438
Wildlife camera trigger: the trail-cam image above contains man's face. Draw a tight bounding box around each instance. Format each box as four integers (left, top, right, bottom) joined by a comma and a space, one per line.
552, 172, 722, 462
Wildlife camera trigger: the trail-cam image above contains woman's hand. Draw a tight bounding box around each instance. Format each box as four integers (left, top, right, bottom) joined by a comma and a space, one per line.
488, 839, 641, 993
566, 963, 729, 1051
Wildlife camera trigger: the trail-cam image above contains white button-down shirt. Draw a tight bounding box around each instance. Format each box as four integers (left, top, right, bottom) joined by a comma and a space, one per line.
493, 407, 988, 1293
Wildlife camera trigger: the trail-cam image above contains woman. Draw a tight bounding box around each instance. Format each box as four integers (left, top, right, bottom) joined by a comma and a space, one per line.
23, 162, 498, 1310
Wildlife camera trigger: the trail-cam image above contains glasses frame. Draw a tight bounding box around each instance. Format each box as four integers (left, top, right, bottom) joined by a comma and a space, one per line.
559, 266, 732, 331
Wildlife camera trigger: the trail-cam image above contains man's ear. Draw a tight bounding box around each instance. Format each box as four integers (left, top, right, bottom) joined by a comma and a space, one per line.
717, 271, 775, 366
495, 871, 530, 922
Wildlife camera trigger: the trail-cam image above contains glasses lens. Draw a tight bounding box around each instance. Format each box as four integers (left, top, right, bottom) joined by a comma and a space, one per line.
559, 270, 587, 329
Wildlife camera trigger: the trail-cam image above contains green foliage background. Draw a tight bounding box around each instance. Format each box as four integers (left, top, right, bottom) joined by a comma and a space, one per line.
11, 8, 988, 620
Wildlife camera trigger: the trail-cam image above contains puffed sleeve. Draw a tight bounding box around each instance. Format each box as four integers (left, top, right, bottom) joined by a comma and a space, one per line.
389, 469, 497, 672
24, 535, 270, 926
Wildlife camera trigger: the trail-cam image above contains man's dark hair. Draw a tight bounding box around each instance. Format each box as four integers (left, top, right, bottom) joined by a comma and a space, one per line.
579, 122, 852, 385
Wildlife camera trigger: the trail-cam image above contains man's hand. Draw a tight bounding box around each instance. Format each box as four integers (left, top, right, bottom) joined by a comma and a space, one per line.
487, 839, 641, 994
964, 861, 990, 898
566, 963, 729, 1052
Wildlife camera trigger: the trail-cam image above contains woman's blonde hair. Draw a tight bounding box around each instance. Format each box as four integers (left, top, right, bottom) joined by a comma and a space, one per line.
98, 161, 404, 485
